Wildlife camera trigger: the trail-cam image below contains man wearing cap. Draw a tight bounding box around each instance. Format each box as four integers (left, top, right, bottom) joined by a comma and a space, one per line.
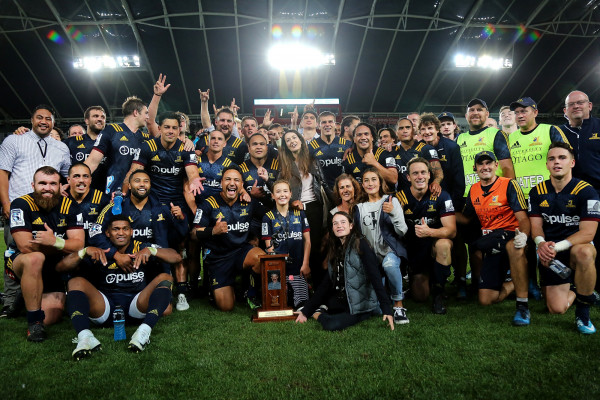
457, 151, 531, 326
438, 112, 460, 141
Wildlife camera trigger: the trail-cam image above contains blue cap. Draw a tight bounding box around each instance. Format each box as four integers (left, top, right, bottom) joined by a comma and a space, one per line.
438, 112, 456, 122
510, 97, 538, 111
474, 151, 497, 165
467, 98, 488, 109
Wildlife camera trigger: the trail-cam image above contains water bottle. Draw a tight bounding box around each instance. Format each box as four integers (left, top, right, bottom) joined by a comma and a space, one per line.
112, 190, 123, 215
113, 305, 126, 341
549, 259, 572, 279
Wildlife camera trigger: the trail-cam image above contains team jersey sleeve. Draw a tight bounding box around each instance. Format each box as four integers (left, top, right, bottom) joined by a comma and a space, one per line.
88, 202, 118, 258
550, 126, 570, 144
438, 191, 455, 217
300, 210, 310, 233
507, 179, 527, 213
528, 186, 541, 217
9, 198, 33, 233
493, 130, 512, 161
132, 140, 152, 166
577, 185, 600, 222
195, 135, 209, 152
462, 191, 476, 219
92, 127, 114, 155
261, 213, 273, 240
193, 200, 212, 228
184, 150, 198, 167
422, 144, 439, 162
377, 148, 397, 169
66, 201, 84, 230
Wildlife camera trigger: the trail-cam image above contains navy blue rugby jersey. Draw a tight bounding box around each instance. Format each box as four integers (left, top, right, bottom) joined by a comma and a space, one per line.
197, 153, 236, 201
308, 136, 351, 188
64, 134, 108, 191
392, 141, 439, 192
261, 208, 310, 275
341, 146, 396, 184
68, 189, 110, 245
395, 189, 455, 239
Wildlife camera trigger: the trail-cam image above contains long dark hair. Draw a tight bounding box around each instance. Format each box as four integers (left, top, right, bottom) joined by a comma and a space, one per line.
279, 130, 312, 180
358, 167, 391, 202
325, 211, 363, 269
333, 174, 362, 206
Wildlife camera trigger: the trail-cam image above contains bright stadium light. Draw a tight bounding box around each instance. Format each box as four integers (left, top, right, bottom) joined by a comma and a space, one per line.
267, 43, 335, 70
73, 55, 141, 71
454, 53, 512, 70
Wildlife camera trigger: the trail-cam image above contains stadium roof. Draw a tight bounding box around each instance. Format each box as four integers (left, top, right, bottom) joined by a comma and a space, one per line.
0, 0, 599, 124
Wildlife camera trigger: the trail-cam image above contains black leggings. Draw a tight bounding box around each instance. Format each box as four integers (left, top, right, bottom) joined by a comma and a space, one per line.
316, 295, 374, 331
304, 201, 325, 287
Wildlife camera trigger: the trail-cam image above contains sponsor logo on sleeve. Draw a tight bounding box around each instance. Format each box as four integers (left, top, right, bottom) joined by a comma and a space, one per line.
10, 209, 24, 228
193, 209, 203, 224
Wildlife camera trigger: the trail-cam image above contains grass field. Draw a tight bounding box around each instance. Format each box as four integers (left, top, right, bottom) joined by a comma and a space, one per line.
1, 238, 600, 400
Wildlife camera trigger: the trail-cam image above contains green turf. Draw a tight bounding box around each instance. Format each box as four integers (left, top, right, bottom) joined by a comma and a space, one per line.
1, 237, 600, 400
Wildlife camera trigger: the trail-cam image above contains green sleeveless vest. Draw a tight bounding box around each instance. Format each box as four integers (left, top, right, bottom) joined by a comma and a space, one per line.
508, 124, 552, 198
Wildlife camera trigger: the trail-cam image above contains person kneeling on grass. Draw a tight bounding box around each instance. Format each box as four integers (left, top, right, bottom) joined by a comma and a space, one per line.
295, 211, 394, 331
57, 215, 182, 359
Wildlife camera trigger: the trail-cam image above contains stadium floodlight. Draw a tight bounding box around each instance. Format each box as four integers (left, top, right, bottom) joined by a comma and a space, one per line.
454, 53, 512, 70
267, 43, 335, 70
73, 55, 140, 71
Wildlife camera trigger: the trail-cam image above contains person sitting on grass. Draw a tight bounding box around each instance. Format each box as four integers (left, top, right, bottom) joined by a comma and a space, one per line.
355, 168, 409, 324
295, 211, 394, 331
262, 180, 311, 311
57, 215, 182, 359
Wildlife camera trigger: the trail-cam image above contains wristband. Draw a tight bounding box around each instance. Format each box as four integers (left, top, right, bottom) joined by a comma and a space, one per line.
195, 226, 213, 240
534, 236, 546, 246
78, 248, 87, 259
53, 236, 66, 250
154, 93, 162, 96
148, 247, 158, 256
553, 240, 572, 252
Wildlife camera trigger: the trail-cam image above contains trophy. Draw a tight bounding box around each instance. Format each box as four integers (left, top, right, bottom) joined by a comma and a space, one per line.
252, 254, 296, 322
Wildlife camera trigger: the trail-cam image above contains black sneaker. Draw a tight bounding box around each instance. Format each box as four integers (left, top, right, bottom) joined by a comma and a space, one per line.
433, 294, 447, 315
27, 322, 47, 342
393, 307, 409, 324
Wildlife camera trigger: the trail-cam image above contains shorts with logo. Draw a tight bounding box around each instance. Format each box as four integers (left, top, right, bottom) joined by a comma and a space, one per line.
406, 237, 435, 276
205, 243, 254, 290
90, 291, 145, 326
539, 251, 573, 287
6, 251, 65, 293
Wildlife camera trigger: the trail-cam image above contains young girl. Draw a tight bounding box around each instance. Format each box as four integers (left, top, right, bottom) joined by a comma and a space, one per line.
355, 168, 409, 324
262, 180, 311, 310
295, 212, 394, 331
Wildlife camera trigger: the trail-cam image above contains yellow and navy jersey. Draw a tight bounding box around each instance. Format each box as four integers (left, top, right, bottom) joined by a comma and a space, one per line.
80, 239, 150, 294
392, 140, 440, 191
132, 138, 197, 203
8, 194, 83, 251
193, 195, 258, 254
93, 123, 149, 194
68, 189, 110, 245
261, 209, 310, 275
197, 153, 236, 201
64, 133, 108, 191
396, 189, 454, 236
342, 146, 396, 183
308, 136, 351, 188
239, 156, 280, 196
529, 178, 600, 242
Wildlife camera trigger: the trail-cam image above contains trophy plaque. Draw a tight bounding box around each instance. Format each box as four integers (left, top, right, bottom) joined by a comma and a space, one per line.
252, 254, 296, 322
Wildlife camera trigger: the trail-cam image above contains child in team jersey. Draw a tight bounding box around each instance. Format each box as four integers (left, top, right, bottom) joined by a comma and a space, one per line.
261, 180, 311, 311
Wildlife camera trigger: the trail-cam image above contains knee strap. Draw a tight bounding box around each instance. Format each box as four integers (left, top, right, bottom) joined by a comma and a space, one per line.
156, 280, 173, 290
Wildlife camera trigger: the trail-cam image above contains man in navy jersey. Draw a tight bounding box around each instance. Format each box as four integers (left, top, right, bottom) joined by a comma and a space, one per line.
195, 108, 248, 165
7, 166, 84, 341
393, 117, 443, 194
64, 106, 108, 191
85, 96, 151, 195
57, 215, 182, 358
66, 163, 110, 245
529, 142, 600, 334
396, 158, 456, 314
240, 133, 279, 207
342, 123, 397, 186
90, 170, 186, 274
197, 130, 236, 201
308, 111, 351, 189
191, 166, 265, 311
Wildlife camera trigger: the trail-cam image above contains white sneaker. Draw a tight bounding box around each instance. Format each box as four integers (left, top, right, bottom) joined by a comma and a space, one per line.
129, 324, 151, 352
72, 330, 101, 360
176, 293, 190, 311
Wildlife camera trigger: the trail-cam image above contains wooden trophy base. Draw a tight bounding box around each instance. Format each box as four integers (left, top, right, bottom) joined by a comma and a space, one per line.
252, 308, 296, 322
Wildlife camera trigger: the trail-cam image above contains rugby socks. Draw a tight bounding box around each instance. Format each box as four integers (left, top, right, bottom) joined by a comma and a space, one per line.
26, 309, 45, 325
575, 292, 594, 324
143, 287, 172, 328
66, 290, 90, 333
516, 297, 529, 310
432, 262, 451, 295
176, 281, 189, 295
246, 271, 261, 299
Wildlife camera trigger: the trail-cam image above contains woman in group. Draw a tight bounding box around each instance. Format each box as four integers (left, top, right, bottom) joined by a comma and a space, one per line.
279, 130, 333, 287
331, 174, 362, 216
355, 168, 409, 324
295, 211, 394, 331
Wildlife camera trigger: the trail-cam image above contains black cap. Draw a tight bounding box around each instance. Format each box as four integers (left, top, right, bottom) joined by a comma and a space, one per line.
509, 97, 538, 111
474, 151, 497, 165
467, 98, 488, 109
437, 112, 456, 122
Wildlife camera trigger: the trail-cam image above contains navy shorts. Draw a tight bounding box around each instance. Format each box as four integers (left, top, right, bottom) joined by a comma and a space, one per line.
539, 251, 573, 287
406, 237, 434, 276
479, 251, 510, 291
92, 291, 144, 326
205, 243, 254, 290
6, 251, 65, 293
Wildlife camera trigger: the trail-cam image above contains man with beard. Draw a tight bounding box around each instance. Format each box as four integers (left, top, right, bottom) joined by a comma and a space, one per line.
196, 107, 248, 165
0, 105, 71, 318
308, 111, 351, 189
342, 123, 397, 186
6, 166, 84, 341
191, 166, 265, 311
90, 170, 186, 276
64, 106, 108, 191
85, 96, 152, 195
67, 163, 110, 245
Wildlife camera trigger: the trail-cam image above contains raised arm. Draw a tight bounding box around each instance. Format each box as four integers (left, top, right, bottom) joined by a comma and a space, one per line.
148, 73, 171, 138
